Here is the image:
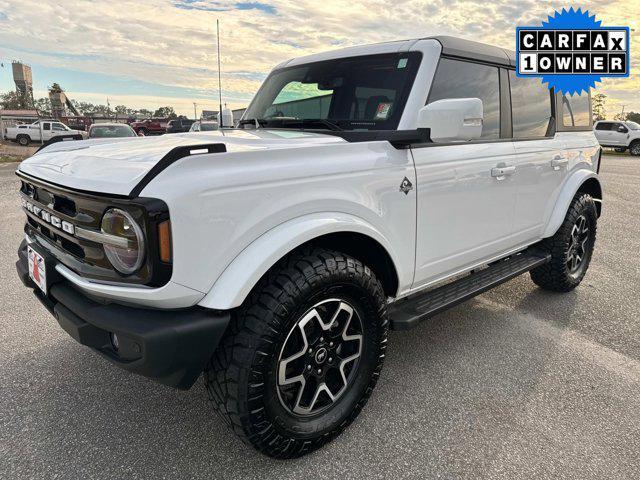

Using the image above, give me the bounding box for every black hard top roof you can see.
[427,35,516,67]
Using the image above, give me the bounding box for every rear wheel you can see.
[630,141,640,156]
[530,192,597,292]
[204,247,388,458]
[17,135,30,146]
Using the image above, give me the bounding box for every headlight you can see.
[101,208,145,274]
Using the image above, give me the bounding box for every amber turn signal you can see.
[158,220,172,263]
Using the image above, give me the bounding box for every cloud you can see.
[0,0,637,116]
[0,11,7,21]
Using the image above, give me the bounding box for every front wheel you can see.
[530,192,598,292]
[204,248,388,458]
[630,141,640,156]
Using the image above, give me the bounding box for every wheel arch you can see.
[543,171,603,238]
[198,213,403,310]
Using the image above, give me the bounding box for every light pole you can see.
[193,102,198,120]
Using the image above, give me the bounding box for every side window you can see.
[508,71,552,138]
[42,123,51,131]
[561,93,590,127]
[595,122,611,131]
[614,123,628,133]
[52,123,66,131]
[428,58,500,139]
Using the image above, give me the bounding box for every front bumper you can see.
[17,241,230,390]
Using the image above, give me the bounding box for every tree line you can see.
[0,90,178,119]
[592,93,640,124]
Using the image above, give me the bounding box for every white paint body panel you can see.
[16,39,601,310]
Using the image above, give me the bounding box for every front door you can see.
[412,143,518,288]
[609,122,629,146]
[40,122,52,141]
[411,57,517,289]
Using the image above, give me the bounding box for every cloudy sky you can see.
[0,0,637,117]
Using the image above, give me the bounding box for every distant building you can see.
[12,62,34,107]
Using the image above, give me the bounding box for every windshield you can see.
[627,121,640,130]
[243,52,422,131]
[200,122,218,131]
[90,125,136,138]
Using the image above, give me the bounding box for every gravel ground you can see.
[1,155,639,479]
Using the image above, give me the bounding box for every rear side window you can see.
[428,58,500,139]
[508,71,553,138]
[561,93,590,127]
[595,122,612,130]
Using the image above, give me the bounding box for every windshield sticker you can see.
[397,58,408,69]
[375,102,392,120]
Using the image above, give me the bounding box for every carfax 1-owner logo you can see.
[516,7,630,95]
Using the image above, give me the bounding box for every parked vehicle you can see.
[88,123,138,139]
[189,120,219,132]
[166,118,196,133]
[16,36,602,458]
[594,120,640,155]
[129,118,166,135]
[6,120,86,146]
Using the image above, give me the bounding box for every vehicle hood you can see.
[18,129,347,196]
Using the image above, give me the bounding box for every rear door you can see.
[594,122,613,145]
[508,71,564,243]
[411,58,518,288]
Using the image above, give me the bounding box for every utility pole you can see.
[620,104,626,119]
[216,19,223,127]
[193,102,198,120]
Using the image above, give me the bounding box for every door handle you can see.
[551,156,569,170]
[491,165,516,179]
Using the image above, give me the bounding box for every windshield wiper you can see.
[238,117,344,131]
[297,119,343,131]
[267,118,344,131]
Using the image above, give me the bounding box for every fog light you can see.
[110,332,120,351]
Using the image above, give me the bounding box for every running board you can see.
[389,251,550,330]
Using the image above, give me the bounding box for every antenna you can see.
[216,19,223,127]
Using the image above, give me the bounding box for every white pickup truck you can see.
[594,120,640,155]
[6,120,85,146]
[15,36,602,458]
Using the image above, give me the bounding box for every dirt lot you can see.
[1,154,639,479]
[0,141,38,163]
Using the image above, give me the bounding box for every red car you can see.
[129,119,166,135]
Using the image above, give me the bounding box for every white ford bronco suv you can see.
[16,36,602,458]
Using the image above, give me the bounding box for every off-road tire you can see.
[17,135,30,146]
[530,192,597,292]
[630,140,640,156]
[204,247,388,458]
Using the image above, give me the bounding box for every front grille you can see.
[18,173,170,286]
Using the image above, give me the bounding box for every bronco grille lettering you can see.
[21,198,75,235]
